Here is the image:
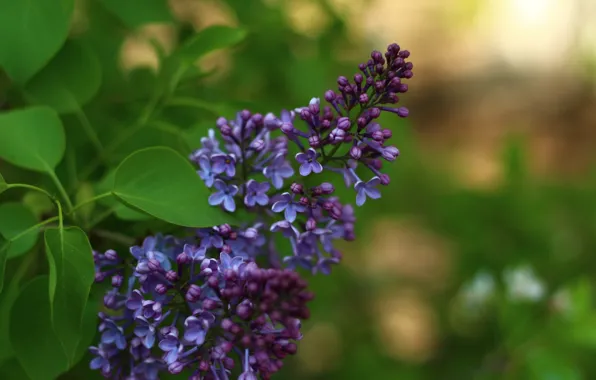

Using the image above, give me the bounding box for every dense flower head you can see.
[92,236,313,380]
[91,44,413,379]
[189,42,413,275]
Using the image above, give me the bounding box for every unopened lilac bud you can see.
[203,298,218,310]
[103,292,117,308]
[369,107,381,119]
[281,122,294,134]
[320,182,334,194]
[397,107,409,117]
[166,270,179,282]
[321,119,331,129]
[359,93,369,104]
[330,206,342,220]
[221,318,234,331]
[344,134,354,143]
[104,249,118,261]
[290,183,303,194]
[251,113,264,126]
[207,275,219,288]
[218,224,232,237]
[250,139,265,151]
[111,275,123,288]
[311,186,323,196]
[357,117,367,129]
[216,117,227,127]
[382,129,393,139]
[95,272,106,282]
[379,174,391,185]
[299,197,309,206]
[337,117,351,130]
[264,113,278,129]
[155,283,168,294]
[330,128,345,143]
[220,124,232,136]
[309,102,320,115]
[337,76,349,86]
[237,303,253,320]
[185,284,202,302]
[240,110,251,121]
[148,259,162,272]
[370,159,383,170]
[382,146,400,161]
[229,231,238,240]
[322,201,334,211]
[371,50,383,63]
[239,370,258,380]
[366,76,374,86]
[372,130,384,142]
[300,108,311,121]
[354,73,363,84]
[399,50,410,58]
[402,70,413,79]
[349,146,362,160]
[169,362,184,374]
[308,134,321,148]
[177,252,189,265]
[244,228,258,239]
[375,64,384,75]
[389,77,401,88]
[324,90,336,102]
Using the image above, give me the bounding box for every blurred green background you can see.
[4,0,596,379]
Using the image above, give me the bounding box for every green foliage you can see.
[112,147,229,227]
[0,107,65,172]
[0,202,39,259]
[0,237,9,294]
[45,227,95,364]
[0,0,74,84]
[10,276,69,380]
[0,173,6,195]
[101,0,174,28]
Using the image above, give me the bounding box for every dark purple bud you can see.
[185,284,201,303]
[281,122,294,134]
[379,174,391,185]
[322,201,334,211]
[229,231,238,240]
[370,159,383,170]
[219,224,232,236]
[324,90,336,102]
[221,318,234,331]
[357,117,368,129]
[250,139,265,151]
[321,120,331,129]
[402,70,413,79]
[346,143,363,160]
[95,272,106,282]
[358,63,367,72]
[374,81,384,92]
[329,206,342,220]
[208,275,219,288]
[359,93,369,104]
[203,298,218,310]
[311,186,323,196]
[220,124,232,136]
[337,76,349,86]
[237,303,253,320]
[166,270,179,282]
[382,129,392,139]
[366,76,374,86]
[320,182,334,194]
[398,83,408,93]
[309,102,320,115]
[240,110,251,121]
[397,107,409,117]
[104,249,118,261]
[111,275,123,288]
[308,134,321,148]
[399,50,410,58]
[155,283,168,294]
[264,113,278,129]
[337,117,351,131]
[216,117,228,128]
[389,77,401,88]
[371,50,384,63]
[291,183,303,194]
[103,292,117,309]
[299,197,309,206]
[369,107,381,119]
[388,43,400,53]
[344,134,353,143]
[375,64,384,75]
[300,108,311,120]
[372,130,384,142]
[354,73,363,84]
[223,357,235,369]
[251,113,264,126]
[177,252,189,265]
[305,218,317,231]
[386,93,399,103]
[148,259,162,272]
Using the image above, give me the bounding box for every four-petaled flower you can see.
[208,179,239,212]
[244,180,270,207]
[211,154,237,177]
[158,330,184,365]
[99,319,127,350]
[272,192,306,222]
[295,148,323,176]
[263,154,294,189]
[354,176,381,206]
[89,344,118,375]
[134,316,158,348]
[197,156,216,187]
[183,315,210,346]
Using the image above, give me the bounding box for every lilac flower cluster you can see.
[91,235,313,379]
[190,43,413,274]
[90,44,412,379]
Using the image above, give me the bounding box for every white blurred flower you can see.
[503,265,546,302]
[460,271,495,308]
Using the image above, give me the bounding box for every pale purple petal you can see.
[272,200,288,213]
[295,152,308,164]
[299,164,312,176]
[311,161,323,173]
[209,191,226,206]
[213,179,226,191]
[285,206,297,222]
[223,196,236,212]
[356,189,366,206]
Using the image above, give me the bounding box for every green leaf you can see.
[175,25,247,63]
[0,202,39,259]
[45,227,95,365]
[24,41,102,114]
[100,0,173,28]
[75,183,96,222]
[73,295,99,365]
[112,147,229,227]
[0,107,66,172]
[23,191,55,219]
[525,346,582,380]
[0,281,18,362]
[0,173,6,195]
[0,358,30,380]
[0,0,75,84]
[0,237,9,294]
[10,276,68,380]
[95,171,153,221]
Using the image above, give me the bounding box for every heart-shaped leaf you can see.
[0,0,75,84]
[0,202,40,259]
[112,147,229,227]
[24,41,102,113]
[10,276,69,380]
[95,171,153,221]
[0,107,65,173]
[45,227,95,364]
